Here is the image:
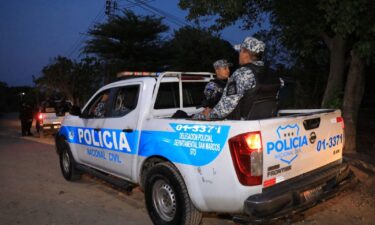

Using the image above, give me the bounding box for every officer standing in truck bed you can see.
[194,36,266,120]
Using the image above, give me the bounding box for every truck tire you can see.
[59,141,81,181]
[145,162,202,225]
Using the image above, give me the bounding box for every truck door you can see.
[98,83,142,179]
[73,89,112,169]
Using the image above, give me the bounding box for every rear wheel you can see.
[145,162,202,225]
[59,141,81,181]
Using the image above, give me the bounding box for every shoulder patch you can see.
[226,81,237,95]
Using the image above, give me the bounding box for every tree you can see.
[179,0,266,30]
[337,0,375,152]
[35,56,75,101]
[84,10,169,74]
[70,57,103,106]
[84,10,239,74]
[179,0,375,153]
[167,26,238,71]
[268,0,345,108]
[35,56,102,106]
[272,0,375,152]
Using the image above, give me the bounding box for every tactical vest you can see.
[226,63,281,120]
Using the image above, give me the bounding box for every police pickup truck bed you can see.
[55,72,352,225]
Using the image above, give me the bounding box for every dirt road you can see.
[0,113,374,225]
[0,114,231,225]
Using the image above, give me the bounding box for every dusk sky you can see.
[0,0,253,87]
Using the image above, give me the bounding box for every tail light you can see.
[336,116,345,129]
[229,131,263,186]
[38,113,43,125]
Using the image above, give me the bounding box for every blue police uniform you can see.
[202,79,227,108]
[207,61,263,119]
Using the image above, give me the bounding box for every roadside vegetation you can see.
[1,1,374,155]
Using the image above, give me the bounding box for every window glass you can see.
[154,83,180,109]
[109,85,140,117]
[82,89,111,118]
[182,82,207,107]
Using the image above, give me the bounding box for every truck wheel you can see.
[59,141,81,181]
[145,162,202,225]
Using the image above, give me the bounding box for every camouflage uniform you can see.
[194,37,266,120]
[201,59,231,108]
[233,37,266,53]
[208,61,263,119]
[212,59,232,69]
[94,102,106,118]
[202,79,227,108]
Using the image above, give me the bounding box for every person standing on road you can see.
[19,103,33,136]
[194,36,266,120]
[200,59,231,115]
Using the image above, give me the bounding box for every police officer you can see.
[201,59,231,114]
[194,36,266,120]
[19,103,33,136]
[94,92,110,118]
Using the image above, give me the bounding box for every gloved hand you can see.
[192,112,207,120]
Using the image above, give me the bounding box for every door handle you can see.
[94,128,101,132]
[303,118,321,130]
[122,128,133,133]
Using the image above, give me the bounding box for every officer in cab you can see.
[201,59,231,115]
[194,36,268,120]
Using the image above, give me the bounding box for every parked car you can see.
[36,100,71,137]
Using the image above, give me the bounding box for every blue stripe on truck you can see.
[60,123,231,166]
[59,126,139,154]
[139,123,231,166]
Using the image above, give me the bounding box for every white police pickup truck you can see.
[55,71,352,225]
[36,100,71,137]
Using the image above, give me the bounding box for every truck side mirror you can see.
[70,105,81,116]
